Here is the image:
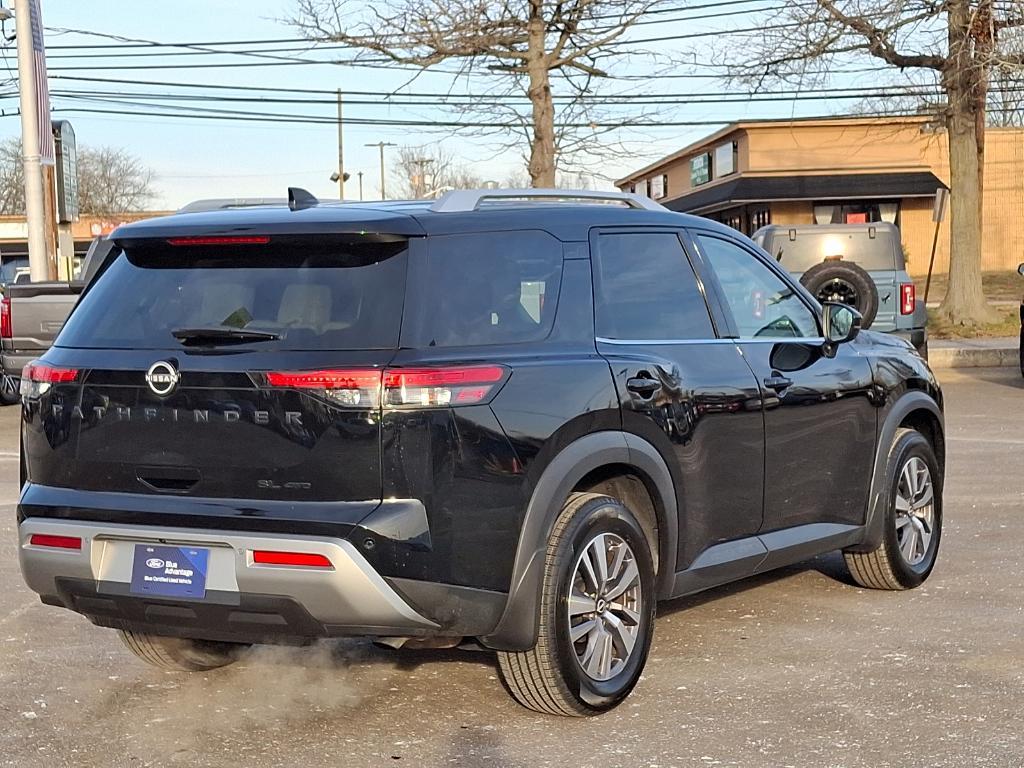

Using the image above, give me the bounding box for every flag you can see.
[27,0,54,165]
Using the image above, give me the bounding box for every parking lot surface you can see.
[1,367,1022,768]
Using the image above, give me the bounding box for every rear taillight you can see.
[20,360,79,398]
[29,534,82,550]
[384,366,506,406]
[266,369,382,407]
[0,296,10,339]
[900,283,916,315]
[252,550,332,568]
[265,365,508,408]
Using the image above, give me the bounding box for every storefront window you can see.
[813,200,901,226]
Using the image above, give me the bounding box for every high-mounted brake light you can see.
[167,236,270,246]
[0,296,11,339]
[252,550,332,568]
[264,365,508,407]
[900,283,916,316]
[29,534,82,550]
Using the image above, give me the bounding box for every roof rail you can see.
[430,188,667,213]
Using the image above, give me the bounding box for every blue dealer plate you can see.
[130,544,209,599]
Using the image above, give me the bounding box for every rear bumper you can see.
[1,350,34,378]
[18,518,442,643]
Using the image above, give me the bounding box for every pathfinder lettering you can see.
[52,404,302,427]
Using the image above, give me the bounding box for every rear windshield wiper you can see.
[171,327,281,345]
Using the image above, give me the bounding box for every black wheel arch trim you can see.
[847,390,944,554]
[479,431,677,652]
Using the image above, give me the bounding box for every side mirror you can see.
[1017,263,1024,277]
[821,301,862,347]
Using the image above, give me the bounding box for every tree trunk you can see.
[937,1,997,326]
[525,0,556,187]
[937,94,999,325]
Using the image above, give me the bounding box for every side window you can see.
[410,231,562,347]
[594,232,715,341]
[697,234,819,339]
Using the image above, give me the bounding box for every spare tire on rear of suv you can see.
[799,260,879,330]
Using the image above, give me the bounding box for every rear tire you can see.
[844,428,942,590]
[496,493,656,716]
[119,630,248,671]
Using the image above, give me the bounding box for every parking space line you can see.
[948,436,1024,446]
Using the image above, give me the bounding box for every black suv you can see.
[16,189,945,716]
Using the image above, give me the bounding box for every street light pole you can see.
[336,89,344,199]
[357,171,364,201]
[365,141,396,200]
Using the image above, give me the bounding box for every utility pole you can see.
[357,171,364,201]
[13,0,53,281]
[410,157,434,199]
[365,141,396,200]
[336,89,345,199]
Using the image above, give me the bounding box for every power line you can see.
[48,86,954,108]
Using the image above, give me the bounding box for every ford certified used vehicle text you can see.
[17,189,945,716]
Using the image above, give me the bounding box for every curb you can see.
[928,345,1020,369]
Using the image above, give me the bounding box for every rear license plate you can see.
[130,544,209,599]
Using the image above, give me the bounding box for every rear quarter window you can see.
[402,231,563,348]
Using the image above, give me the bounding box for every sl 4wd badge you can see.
[257,479,312,490]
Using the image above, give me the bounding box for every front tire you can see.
[844,428,942,590]
[119,630,248,671]
[497,493,656,716]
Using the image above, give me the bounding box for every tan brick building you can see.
[615,116,1024,275]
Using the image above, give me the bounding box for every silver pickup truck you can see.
[0,239,112,404]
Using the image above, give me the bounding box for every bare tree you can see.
[0,139,154,216]
[391,143,483,198]
[504,167,594,188]
[722,0,1024,325]
[0,139,24,216]
[290,0,669,187]
[77,146,155,215]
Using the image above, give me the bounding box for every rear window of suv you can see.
[56,236,408,351]
[767,229,899,273]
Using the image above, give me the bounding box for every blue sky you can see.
[0,1,916,208]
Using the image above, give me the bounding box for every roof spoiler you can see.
[176,197,287,214]
[175,187,321,214]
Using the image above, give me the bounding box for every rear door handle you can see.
[763,376,793,392]
[626,377,661,397]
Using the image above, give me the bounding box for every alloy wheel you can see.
[894,456,935,566]
[817,278,861,308]
[567,532,643,682]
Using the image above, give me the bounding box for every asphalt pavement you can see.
[1,367,1022,768]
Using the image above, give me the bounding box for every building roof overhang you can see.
[664,171,947,215]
